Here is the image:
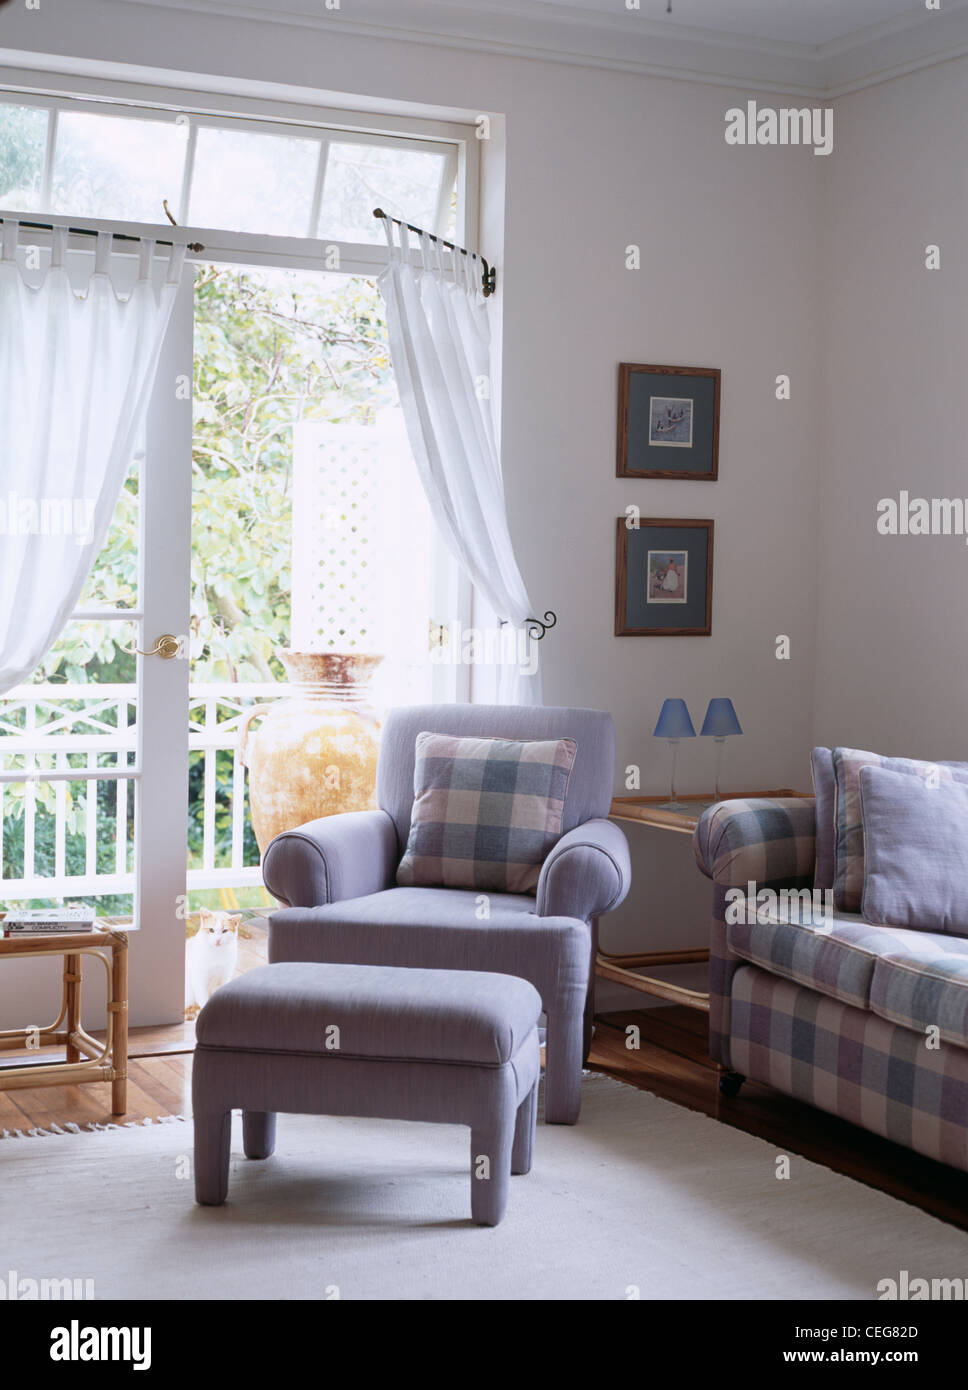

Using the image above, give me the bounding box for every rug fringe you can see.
[0,1114,186,1139]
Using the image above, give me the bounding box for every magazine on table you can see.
[1,907,98,935]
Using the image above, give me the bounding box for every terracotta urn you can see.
[240,651,382,854]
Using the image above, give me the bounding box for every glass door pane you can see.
[186,262,456,1008]
[0,461,141,921]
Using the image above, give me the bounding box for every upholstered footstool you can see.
[192,962,542,1226]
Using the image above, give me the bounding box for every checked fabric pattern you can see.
[695,795,968,1172]
[729,966,968,1172]
[396,731,577,893]
[694,797,816,1065]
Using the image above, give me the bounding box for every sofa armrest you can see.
[262,809,398,908]
[535,819,631,921]
[693,797,816,889]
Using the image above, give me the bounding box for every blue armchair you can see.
[263,704,631,1123]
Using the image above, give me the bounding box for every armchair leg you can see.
[511,1081,538,1175]
[243,1110,277,1159]
[583,919,598,1065]
[543,1009,583,1125]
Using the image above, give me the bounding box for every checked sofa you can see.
[695,795,968,1174]
[262,704,631,1125]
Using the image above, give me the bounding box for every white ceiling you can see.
[525,0,925,48]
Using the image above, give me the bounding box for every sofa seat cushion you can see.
[268,888,591,1013]
[869,937,968,1050]
[196,961,543,1066]
[725,906,947,1012]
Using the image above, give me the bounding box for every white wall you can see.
[0,1,827,1016]
[814,57,968,764]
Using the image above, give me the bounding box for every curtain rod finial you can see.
[373,208,386,219]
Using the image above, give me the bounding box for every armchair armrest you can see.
[535,818,631,921]
[262,809,398,908]
[694,798,816,889]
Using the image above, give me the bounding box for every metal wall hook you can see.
[523,612,557,641]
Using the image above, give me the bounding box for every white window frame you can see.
[0,72,479,698]
[0,78,477,267]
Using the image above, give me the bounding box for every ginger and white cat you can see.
[185,909,240,1015]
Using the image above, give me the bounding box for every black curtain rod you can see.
[5,218,205,254]
[373,207,496,297]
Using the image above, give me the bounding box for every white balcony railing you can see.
[0,682,289,901]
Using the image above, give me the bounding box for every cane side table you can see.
[601,791,809,1012]
[0,922,129,1115]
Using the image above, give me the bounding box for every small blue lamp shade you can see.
[653,699,696,740]
[700,699,742,738]
[700,699,743,801]
[653,699,695,808]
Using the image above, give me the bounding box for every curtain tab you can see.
[378,211,398,262]
[400,221,414,271]
[421,229,436,276]
[94,230,112,276]
[138,237,155,281]
[0,218,18,264]
[50,224,68,269]
[165,241,187,285]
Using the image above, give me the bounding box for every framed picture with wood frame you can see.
[617,363,721,480]
[615,517,714,636]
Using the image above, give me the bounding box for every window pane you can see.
[318,142,447,244]
[188,127,319,236]
[50,112,187,222]
[0,104,48,212]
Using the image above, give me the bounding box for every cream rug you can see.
[3,1074,967,1301]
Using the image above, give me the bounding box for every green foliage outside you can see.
[0,104,46,207]
[1,267,395,912]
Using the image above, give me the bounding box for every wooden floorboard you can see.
[2,1004,965,1231]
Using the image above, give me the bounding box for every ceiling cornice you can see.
[47,0,968,99]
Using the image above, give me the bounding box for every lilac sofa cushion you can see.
[859,765,968,935]
[810,747,836,891]
[196,961,542,1066]
[396,731,577,893]
[833,747,968,911]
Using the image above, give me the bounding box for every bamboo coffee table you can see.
[0,921,129,1115]
[601,791,808,1012]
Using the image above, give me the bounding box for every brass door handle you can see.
[125,634,181,660]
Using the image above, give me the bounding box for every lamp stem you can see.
[713,737,725,801]
[669,738,680,806]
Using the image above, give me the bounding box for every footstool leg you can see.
[511,1082,538,1176]
[194,1111,232,1206]
[470,1118,513,1226]
[243,1110,277,1160]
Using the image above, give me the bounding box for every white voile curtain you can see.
[0,219,185,694]
[378,222,541,705]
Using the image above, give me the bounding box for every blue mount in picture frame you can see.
[618,364,721,480]
[615,516,714,636]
